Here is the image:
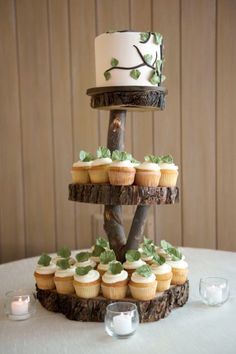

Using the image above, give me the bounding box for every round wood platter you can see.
[86,86,167,111]
[36,281,189,323]
[68,183,179,205]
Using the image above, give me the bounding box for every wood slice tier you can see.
[87,86,167,111]
[68,183,179,205]
[37,281,189,323]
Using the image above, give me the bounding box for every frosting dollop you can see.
[151,263,172,275]
[167,260,188,269]
[74,269,100,283]
[72,161,92,168]
[131,272,156,283]
[159,163,178,171]
[102,270,128,284]
[123,259,146,270]
[76,259,96,268]
[91,158,112,167]
[55,266,76,278]
[35,263,57,275]
[97,263,110,271]
[110,160,134,168]
[136,162,160,171]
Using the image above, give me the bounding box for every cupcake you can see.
[71,150,94,184]
[135,155,161,187]
[167,259,188,285]
[75,251,96,269]
[123,250,146,278]
[89,146,112,183]
[151,255,172,292]
[101,261,128,300]
[52,246,76,266]
[157,240,185,261]
[90,237,110,265]
[97,249,116,276]
[73,266,101,299]
[159,154,179,187]
[108,150,136,186]
[34,253,56,290]
[129,264,157,301]
[139,237,156,265]
[54,259,75,294]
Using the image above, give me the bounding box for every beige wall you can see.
[0,0,236,263]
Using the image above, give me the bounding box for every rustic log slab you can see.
[87,86,167,111]
[36,281,189,323]
[68,183,179,205]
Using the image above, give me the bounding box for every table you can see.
[0,248,236,354]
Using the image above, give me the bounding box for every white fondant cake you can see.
[95,31,165,87]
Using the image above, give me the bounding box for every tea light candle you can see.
[10,297,29,320]
[206,285,222,305]
[113,313,133,335]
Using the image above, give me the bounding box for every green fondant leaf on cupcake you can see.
[95,237,110,249]
[76,266,92,276]
[96,146,111,159]
[144,155,162,164]
[92,245,105,257]
[144,54,153,65]
[100,250,116,264]
[130,69,141,80]
[76,252,90,263]
[136,264,152,278]
[152,254,166,265]
[142,243,156,257]
[57,258,70,270]
[168,247,182,261]
[111,57,119,67]
[38,253,51,266]
[126,250,141,262]
[160,240,173,251]
[109,261,123,275]
[79,150,94,162]
[143,236,154,246]
[140,32,150,43]
[111,150,133,161]
[104,71,111,81]
[57,247,71,259]
[149,71,160,85]
[161,154,173,164]
[153,32,163,45]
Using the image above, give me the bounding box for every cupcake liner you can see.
[135,170,161,187]
[71,169,90,184]
[54,276,75,294]
[171,268,188,285]
[108,168,135,186]
[34,272,55,290]
[73,280,100,299]
[129,281,157,301]
[101,283,128,300]
[159,170,178,187]
[89,166,110,183]
[155,273,172,292]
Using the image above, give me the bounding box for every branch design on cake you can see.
[104,32,165,85]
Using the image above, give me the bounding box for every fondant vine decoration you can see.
[104,32,165,85]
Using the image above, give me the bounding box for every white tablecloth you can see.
[0,248,236,354]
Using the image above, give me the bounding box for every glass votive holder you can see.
[199,277,230,306]
[4,289,37,321]
[105,302,139,339]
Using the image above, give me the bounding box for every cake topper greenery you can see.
[152,254,166,265]
[75,266,92,276]
[125,250,141,262]
[111,150,133,161]
[79,150,94,162]
[96,146,111,159]
[92,245,105,257]
[76,251,91,263]
[99,250,116,264]
[160,239,182,261]
[57,258,70,270]
[38,253,51,266]
[109,261,124,274]
[57,247,71,259]
[95,237,110,249]
[136,264,152,278]
[144,155,162,163]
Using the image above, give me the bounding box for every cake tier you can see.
[87,86,167,111]
[37,281,189,323]
[68,183,179,205]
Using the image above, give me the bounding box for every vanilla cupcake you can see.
[97,249,116,276]
[101,261,128,300]
[167,259,188,285]
[151,256,172,292]
[90,237,110,265]
[123,250,146,278]
[52,247,76,266]
[71,150,94,184]
[129,265,157,301]
[34,253,56,290]
[89,146,112,183]
[75,251,96,268]
[108,150,136,186]
[73,266,101,299]
[135,155,161,187]
[159,155,178,187]
[54,259,75,294]
[139,237,156,265]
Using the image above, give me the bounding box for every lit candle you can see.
[11,297,29,318]
[113,313,133,335]
[206,285,222,305]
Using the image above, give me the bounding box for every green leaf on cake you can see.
[111,150,133,161]
[131,157,140,165]
[160,240,173,251]
[161,154,174,164]
[57,247,71,259]
[140,32,150,42]
[144,54,153,65]
[125,250,141,262]
[75,265,92,276]
[144,155,162,163]
[95,237,110,249]
[38,253,51,266]
[111,57,119,67]
[152,254,166,265]
[57,258,70,270]
[153,32,163,45]
[104,71,111,81]
[96,146,111,159]
[149,71,160,85]
[168,247,182,261]
[143,236,154,246]
[109,261,123,275]
[155,60,162,75]
[142,243,156,257]
[130,69,141,80]
[76,251,90,263]
[100,250,116,264]
[136,264,152,278]
[79,150,94,162]
[92,245,105,257]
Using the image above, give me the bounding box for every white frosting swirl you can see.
[52,256,75,265]
[159,163,178,171]
[141,254,153,262]
[110,160,134,168]
[136,162,160,171]
[74,270,100,283]
[151,263,172,275]
[97,263,110,271]
[123,259,146,270]
[91,158,112,167]
[72,161,92,168]
[35,263,57,275]
[131,272,156,283]
[102,270,128,284]
[76,259,96,268]
[167,260,188,269]
[55,266,76,278]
